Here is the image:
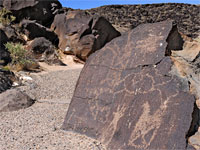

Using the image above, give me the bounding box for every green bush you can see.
[0,8,16,25]
[5,42,33,68]
[2,65,11,71]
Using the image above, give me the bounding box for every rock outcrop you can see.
[62,20,198,149]
[0,69,14,93]
[20,20,58,45]
[0,25,25,43]
[0,29,11,65]
[171,38,200,149]
[87,3,200,38]
[189,128,200,150]
[0,89,35,112]
[0,0,62,27]
[51,10,121,61]
[26,37,63,65]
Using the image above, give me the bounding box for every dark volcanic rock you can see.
[0,25,25,44]
[0,69,14,93]
[51,10,120,61]
[62,21,196,149]
[1,0,62,27]
[0,89,35,112]
[170,39,200,148]
[87,3,200,38]
[26,37,63,65]
[0,29,11,65]
[20,20,58,45]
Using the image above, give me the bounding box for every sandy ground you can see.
[0,56,106,150]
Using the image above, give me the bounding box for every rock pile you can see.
[87,3,200,38]
[20,20,58,45]
[0,0,62,27]
[0,0,64,67]
[51,10,120,61]
[0,0,64,112]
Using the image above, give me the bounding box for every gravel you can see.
[17,69,82,102]
[0,68,106,150]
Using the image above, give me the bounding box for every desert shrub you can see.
[2,65,11,71]
[4,42,34,71]
[0,8,16,25]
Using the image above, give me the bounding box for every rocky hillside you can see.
[87,3,200,38]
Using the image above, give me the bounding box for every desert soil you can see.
[0,56,106,150]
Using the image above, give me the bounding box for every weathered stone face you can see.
[62,21,196,149]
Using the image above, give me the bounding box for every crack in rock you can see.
[63,20,197,150]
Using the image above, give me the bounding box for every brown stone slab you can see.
[62,21,195,150]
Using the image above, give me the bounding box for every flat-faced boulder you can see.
[1,0,62,27]
[0,89,35,112]
[51,10,120,61]
[62,21,196,149]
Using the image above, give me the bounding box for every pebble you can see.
[0,68,106,150]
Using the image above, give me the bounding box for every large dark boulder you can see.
[1,0,62,27]
[62,21,197,149]
[26,37,63,65]
[51,10,121,61]
[0,29,11,65]
[20,20,58,45]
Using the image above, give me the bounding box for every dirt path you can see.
[0,57,106,150]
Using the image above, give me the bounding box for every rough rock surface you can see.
[0,29,11,65]
[0,69,13,93]
[51,10,120,61]
[20,20,58,45]
[171,39,200,149]
[87,3,200,38]
[0,89,35,112]
[62,21,196,150]
[26,37,62,65]
[0,25,25,43]
[1,0,62,27]
[189,128,200,150]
